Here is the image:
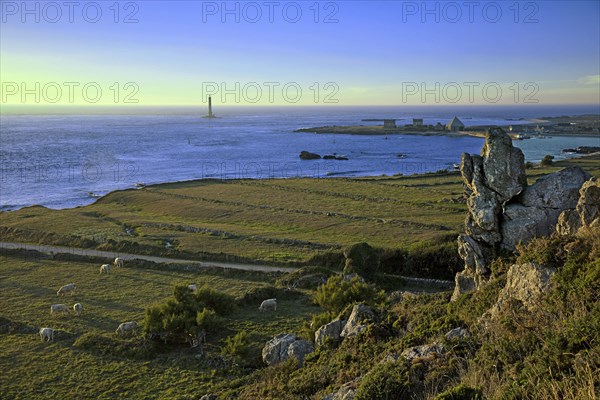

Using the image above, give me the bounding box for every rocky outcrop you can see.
[299,151,321,160]
[501,167,590,249]
[340,304,375,338]
[488,262,556,318]
[452,128,591,301]
[556,178,600,236]
[262,333,314,367]
[315,318,345,346]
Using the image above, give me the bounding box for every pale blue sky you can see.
[1,0,599,105]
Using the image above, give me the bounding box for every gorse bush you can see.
[434,384,483,400]
[314,275,385,314]
[355,361,411,400]
[221,331,260,367]
[144,284,235,344]
[196,308,224,334]
[194,285,236,315]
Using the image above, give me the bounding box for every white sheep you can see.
[50,304,70,316]
[113,257,124,269]
[100,264,111,274]
[73,303,83,317]
[115,321,138,337]
[259,298,277,312]
[39,327,54,342]
[56,283,76,297]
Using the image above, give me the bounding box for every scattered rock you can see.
[562,146,600,154]
[382,353,402,363]
[444,327,470,341]
[341,304,375,338]
[401,343,444,361]
[299,151,321,160]
[199,395,219,400]
[262,333,314,367]
[315,319,345,347]
[323,380,359,400]
[323,155,349,160]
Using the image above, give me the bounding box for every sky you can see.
[1,0,599,107]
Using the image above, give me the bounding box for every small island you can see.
[295,114,600,140]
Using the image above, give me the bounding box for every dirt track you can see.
[0,242,297,273]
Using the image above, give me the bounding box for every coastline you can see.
[3,153,598,214]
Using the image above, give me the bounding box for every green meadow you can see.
[0,254,319,399]
[0,155,598,399]
[3,155,597,267]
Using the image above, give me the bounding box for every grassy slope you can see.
[0,254,319,399]
[2,155,598,266]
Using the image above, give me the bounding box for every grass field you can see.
[1,155,598,399]
[0,253,319,399]
[2,155,598,267]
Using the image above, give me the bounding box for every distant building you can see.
[413,118,423,126]
[446,116,465,132]
[434,122,444,131]
[383,119,397,129]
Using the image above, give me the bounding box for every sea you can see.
[1,105,599,211]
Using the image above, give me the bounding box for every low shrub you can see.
[314,275,385,314]
[194,285,236,315]
[434,384,483,400]
[354,361,411,400]
[221,331,259,367]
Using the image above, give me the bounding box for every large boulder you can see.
[262,334,314,366]
[577,178,600,227]
[341,304,375,338]
[501,167,590,250]
[489,262,556,317]
[517,167,589,209]
[450,269,477,302]
[556,178,600,236]
[315,318,345,347]
[287,340,315,367]
[501,205,555,250]
[480,127,527,202]
[457,235,491,275]
[262,333,297,366]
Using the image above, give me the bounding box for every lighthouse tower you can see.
[204,96,216,118]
